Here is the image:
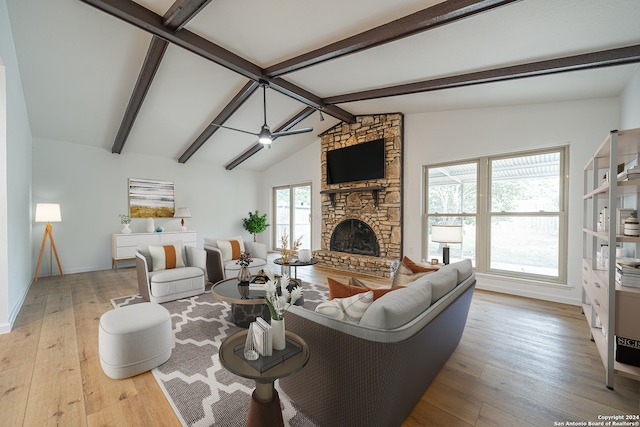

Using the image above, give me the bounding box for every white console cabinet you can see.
[112,231,197,269]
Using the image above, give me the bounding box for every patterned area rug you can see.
[111,281,329,427]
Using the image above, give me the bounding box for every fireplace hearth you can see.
[330,219,380,257]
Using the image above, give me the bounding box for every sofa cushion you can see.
[148,243,186,271]
[359,281,433,329]
[328,277,398,300]
[408,268,457,303]
[438,259,473,283]
[315,291,374,324]
[217,238,244,261]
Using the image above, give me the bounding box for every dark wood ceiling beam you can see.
[79,0,356,124]
[265,0,522,78]
[163,0,212,30]
[111,0,212,154]
[179,80,260,163]
[225,106,315,170]
[325,44,640,104]
[112,36,168,154]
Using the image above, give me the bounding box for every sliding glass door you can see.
[273,184,312,251]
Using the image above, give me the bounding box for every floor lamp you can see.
[431,225,462,265]
[34,203,64,281]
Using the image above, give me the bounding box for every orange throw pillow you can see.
[230,240,241,260]
[402,256,439,273]
[328,277,399,300]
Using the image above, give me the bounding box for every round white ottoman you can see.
[99,302,172,379]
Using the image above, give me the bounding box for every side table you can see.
[273,257,318,284]
[219,330,310,427]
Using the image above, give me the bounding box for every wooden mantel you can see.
[320,186,384,207]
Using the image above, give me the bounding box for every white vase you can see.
[271,318,286,351]
[146,218,155,233]
[298,249,312,262]
[122,223,131,234]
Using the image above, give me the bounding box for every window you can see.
[424,147,567,282]
[273,184,312,251]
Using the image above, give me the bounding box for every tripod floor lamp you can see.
[34,203,64,281]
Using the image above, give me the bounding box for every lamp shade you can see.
[431,225,462,243]
[35,203,61,222]
[174,207,191,218]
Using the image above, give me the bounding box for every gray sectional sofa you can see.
[279,259,476,427]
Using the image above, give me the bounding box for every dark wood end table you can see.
[219,330,310,427]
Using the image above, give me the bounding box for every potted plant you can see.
[119,214,132,234]
[242,210,269,242]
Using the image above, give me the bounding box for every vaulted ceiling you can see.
[6,0,640,171]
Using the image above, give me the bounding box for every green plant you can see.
[242,210,269,241]
[119,214,131,224]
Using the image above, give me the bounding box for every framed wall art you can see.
[128,178,175,218]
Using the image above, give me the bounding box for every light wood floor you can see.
[1,260,638,426]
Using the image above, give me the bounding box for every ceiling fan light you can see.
[258,128,272,144]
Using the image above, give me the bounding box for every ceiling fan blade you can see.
[210,123,259,137]
[271,127,314,138]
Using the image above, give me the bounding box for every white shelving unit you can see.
[582,128,640,389]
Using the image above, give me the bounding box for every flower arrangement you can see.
[236,251,253,267]
[119,214,131,224]
[264,268,302,321]
[280,229,303,263]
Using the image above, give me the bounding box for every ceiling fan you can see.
[210,82,313,145]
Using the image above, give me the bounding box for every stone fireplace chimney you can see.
[315,114,403,278]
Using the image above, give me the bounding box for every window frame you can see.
[272,183,313,252]
[423,146,569,284]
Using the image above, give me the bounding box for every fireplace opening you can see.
[330,219,380,257]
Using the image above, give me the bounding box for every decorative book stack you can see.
[252,317,272,357]
[615,260,640,288]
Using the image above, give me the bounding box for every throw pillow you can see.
[148,243,186,271]
[217,238,244,261]
[391,262,431,287]
[328,277,399,300]
[402,256,439,273]
[315,291,374,324]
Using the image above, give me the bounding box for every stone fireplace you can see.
[330,219,380,257]
[315,114,403,278]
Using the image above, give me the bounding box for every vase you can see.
[271,318,286,351]
[146,218,155,233]
[237,266,251,283]
[237,283,249,299]
[122,223,131,234]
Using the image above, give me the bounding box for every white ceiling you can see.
[6,0,640,171]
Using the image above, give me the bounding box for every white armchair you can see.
[136,243,206,303]
[204,236,267,283]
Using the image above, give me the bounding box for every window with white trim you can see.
[423,147,568,282]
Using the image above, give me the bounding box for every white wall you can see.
[32,138,261,274]
[0,0,33,333]
[405,98,619,305]
[258,142,322,251]
[267,98,619,305]
[620,65,640,130]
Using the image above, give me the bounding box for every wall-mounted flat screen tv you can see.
[326,138,386,185]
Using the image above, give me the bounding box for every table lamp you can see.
[34,203,64,281]
[431,225,462,265]
[174,207,192,231]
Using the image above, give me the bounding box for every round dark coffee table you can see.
[211,277,270,327]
